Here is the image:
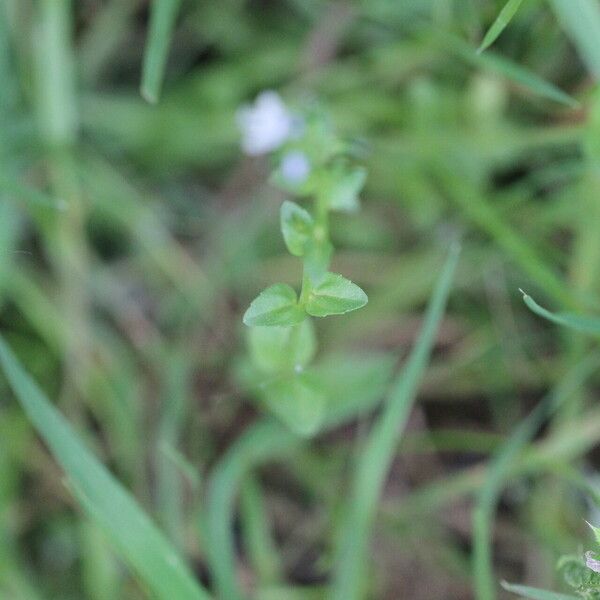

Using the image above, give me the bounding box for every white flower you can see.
[586,551,600,573]
[280,150,311,184]
[236,91,294,156]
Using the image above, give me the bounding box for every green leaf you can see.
[140,0,181,103]
[501,581,578,600]
[261,372,326,437]
[322,165,367,212]
[244,284,306,327]
[521,291,600,336]
[478,0,525,53]
[305,273,367,317]
[249,320,316,373]
[280,200,314,257]
[0,337,210,600]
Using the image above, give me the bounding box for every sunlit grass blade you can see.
[550,0,600,78]
[329,243,460,600]
[473,356,600,600]
[478,0,524,54]
[501,581,578,599]
[521,290,600,336]
[140,0,181,103]
[0,336,211,600]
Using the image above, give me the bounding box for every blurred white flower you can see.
[586,551,600,573]
[236,91,293,155]
[280,150,311,184]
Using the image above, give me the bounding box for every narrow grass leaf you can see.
[550,0,600,79]
[478,0,525,54]
[140,0,181,103]
[473,356,600,600]
[35,0,78,145]
[0,337,210,600]
[501,581,578,600]
[444,34,578,107]
[240,476,282,587]
[521,291,600,336]
[329,243,460,600]
[205,418,299,600]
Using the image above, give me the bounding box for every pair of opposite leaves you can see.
[244,200,367,327]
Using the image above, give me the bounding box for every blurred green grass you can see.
[1,1,600,599]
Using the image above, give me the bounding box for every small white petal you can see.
[236,90,294,156]
[280,151,311,184]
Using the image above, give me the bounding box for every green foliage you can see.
[243,283,305,327]
[248,321,316,374]
[473,357,600,600]
[261,372,326,436]
[478,0,525,54]
[242,100,368,435]
[5,0,600,598]
[141,0,181,103]
[305,272,367,317]
[521,291,600,336]
[559,555,600,597]
[321,163,367,213]
[0,337,210,600]
[280,200,314,257]
[329,244,460,600]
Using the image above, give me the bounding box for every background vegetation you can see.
[2,0,600,598]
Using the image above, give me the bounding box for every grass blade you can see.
[478,0,525,54]
[550,0,600,79]
[473,356,600,600]
[140,0,181,103]
[156,350,190,548]
[444,34,579,107]
[521,290,600,336]
[240,475,282,587]
[501,581,578,599]
[328,243,460,600]
[205,418,299,600]
[0,336,211,600]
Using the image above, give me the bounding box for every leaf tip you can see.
[140,83,159,105]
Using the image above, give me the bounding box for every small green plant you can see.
[237,92,368,436]
[558,553,600,599]
[502,540,600,600]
